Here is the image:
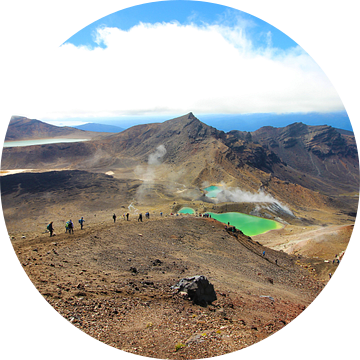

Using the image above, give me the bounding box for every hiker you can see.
[47,222,54,237]
[113,213,117,223]
[79,217,85,229]
[329,273,332,279]
[275,259,278,265]
[262,250,266,256]
[160,212,163,217]
[69,220,74,234]
[126,213,129,221]
[138,213,143,222]
[65,219,74,234]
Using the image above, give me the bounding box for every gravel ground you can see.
[10,215,325,359]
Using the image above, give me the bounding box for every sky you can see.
[6,0,348,130]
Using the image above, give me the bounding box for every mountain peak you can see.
[163,112,200,128]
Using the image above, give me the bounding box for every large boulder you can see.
[172,275,217,306]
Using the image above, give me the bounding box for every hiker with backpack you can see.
[66,220,74,234]
[79,217,85,230]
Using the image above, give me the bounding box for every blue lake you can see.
[3,138,90,148]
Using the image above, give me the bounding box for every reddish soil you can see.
[10,215,325,359]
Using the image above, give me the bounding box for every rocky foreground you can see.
[10,215,328,359]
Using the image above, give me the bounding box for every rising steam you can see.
[148,144,167,165]
[135,145,167,203]
[210,183,294,216]
[216,187,276,203]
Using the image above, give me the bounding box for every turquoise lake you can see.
[207,212,283,236]
[204,185,222,198]
[178,207,196,214]
[177,205,283,236]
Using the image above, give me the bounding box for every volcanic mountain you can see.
[72,123,124,133]
[250,122,358,195]
[2,113,358,206]
[1,112,358,238]
[5,116,107,141]
[2,113,224,176]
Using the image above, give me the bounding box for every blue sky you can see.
[11,0,348,131]
[65,1,297,51]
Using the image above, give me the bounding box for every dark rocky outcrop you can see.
[172,275,217,306]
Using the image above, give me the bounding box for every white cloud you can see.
[13,21,344,120]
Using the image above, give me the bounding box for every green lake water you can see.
[177,206,282,236]
[207,212,283,236]
[178,207,196,214]
[204,185,222,198]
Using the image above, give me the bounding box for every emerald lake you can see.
[178,206,283,236]
[178,207,196,214]
[204,185,222,198]
[207,212,283,236]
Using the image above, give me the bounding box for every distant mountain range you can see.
[72,123,124,133]
[199,111,353,132]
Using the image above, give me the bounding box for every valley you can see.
[1,113,358,358]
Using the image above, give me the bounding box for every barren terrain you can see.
[1,114,357,359]
[10,215,328,359]
[2,169,351,359]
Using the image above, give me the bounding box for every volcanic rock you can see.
[172,275,217,306]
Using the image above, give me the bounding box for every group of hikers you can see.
[113,213,130,222]
[46,208,212,237]
[113,211,163,223]
[112,212,155,222]
[47,217,85,237]
[200,213,211,218]
[47,210,161,235]
[137,211,151,222]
